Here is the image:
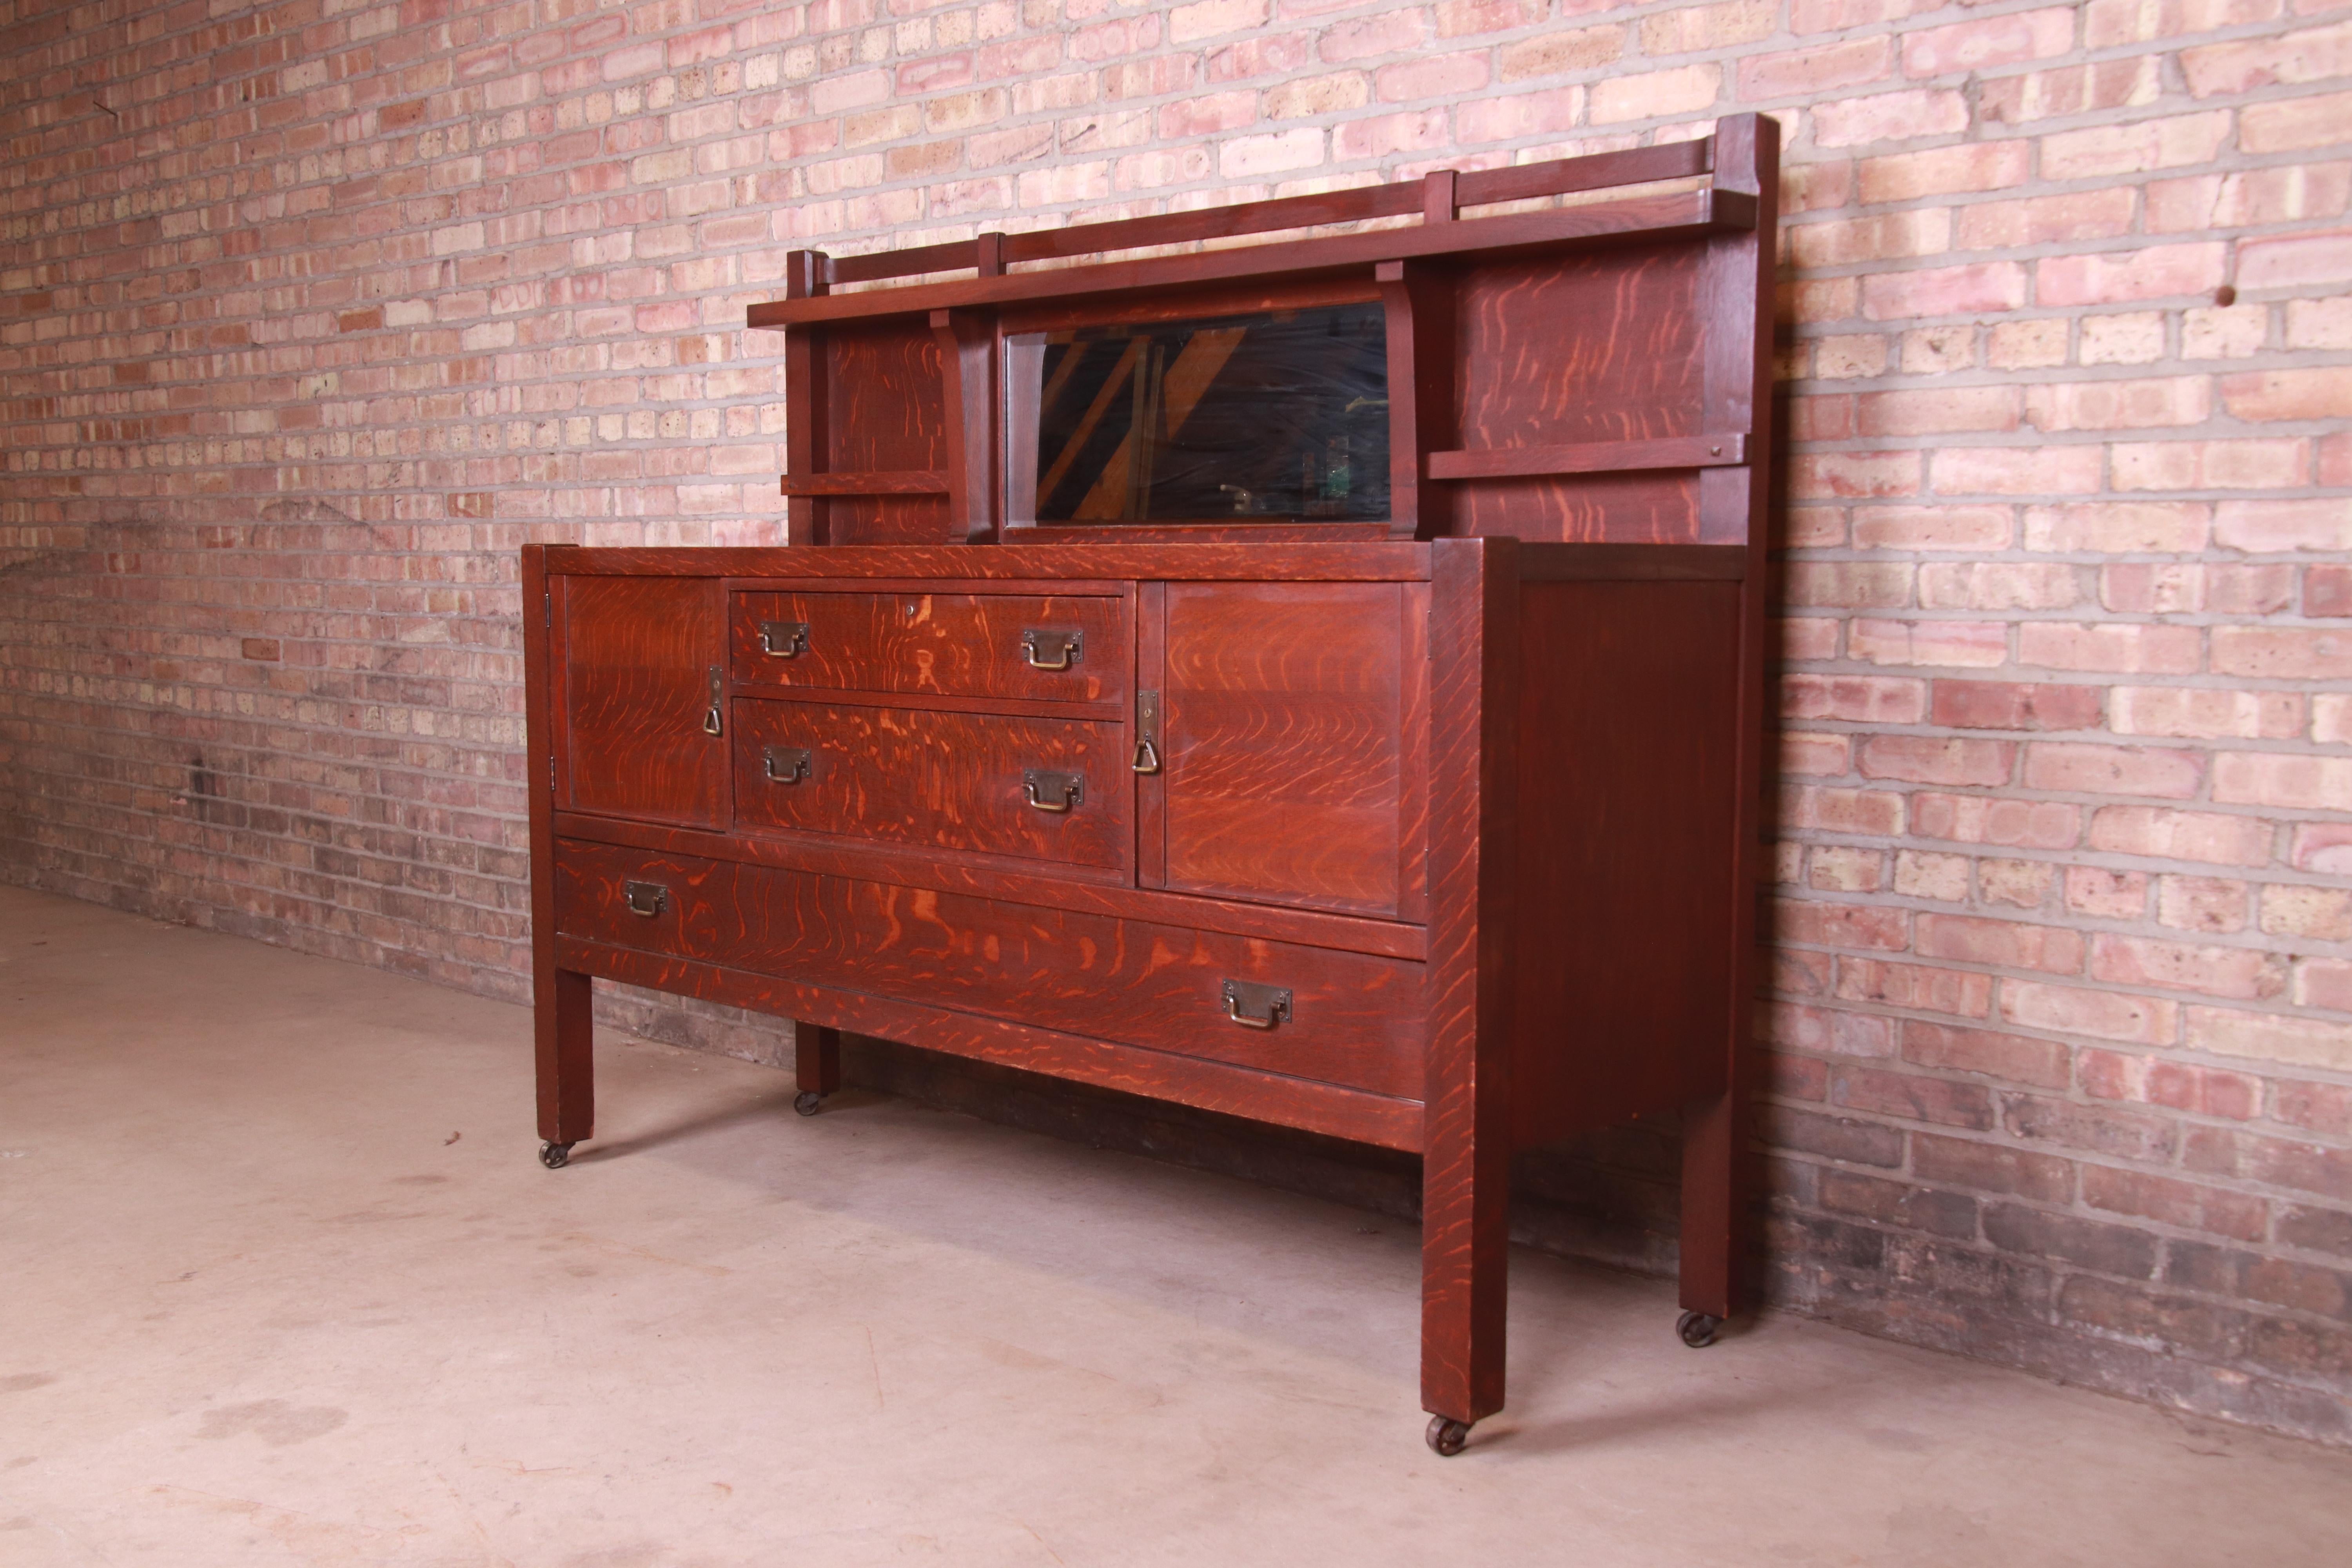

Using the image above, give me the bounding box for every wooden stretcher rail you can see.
[824,141,1715,287]
[1428,434,1748,482]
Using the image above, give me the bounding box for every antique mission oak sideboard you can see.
[524,115,1778,1455]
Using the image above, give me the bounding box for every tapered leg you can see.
[1678,1090,1743,1323]
[1421,1088,1510,1429]
[535,967,594,1148]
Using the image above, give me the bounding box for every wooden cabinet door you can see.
[1155,581,1427,919]
[555,575,726,829]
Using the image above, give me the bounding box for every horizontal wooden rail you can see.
[1427,433,1747,482]
[821,140,1715,289]
[777,470,953,497]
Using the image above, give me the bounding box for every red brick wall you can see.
[4,0,2348,1442]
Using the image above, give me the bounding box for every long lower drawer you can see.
[553,840,1425,1100]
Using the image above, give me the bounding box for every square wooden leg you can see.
[1420,1098,1509,1431]
[1678,1089,1745,1323]
[535,967,594,1151]
[796,1023,842,1100]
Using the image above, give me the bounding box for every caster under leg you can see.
[539,1141,573,1170]
[1677,1309,1722,1348]
[1425,1415,1472,1456]
[793,1091,825,1117]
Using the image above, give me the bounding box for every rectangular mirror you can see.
[1005,302,1390,526]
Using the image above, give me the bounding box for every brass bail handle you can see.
[702,666,723,736]
[1021,628,1081,671]
[1022,769,1082,813]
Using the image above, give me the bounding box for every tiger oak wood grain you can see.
[554,574,726,829]
[730,590,1130,705]
[559,937,1423,1151]
[729,698,1131,871]
[554,840,1427,1101]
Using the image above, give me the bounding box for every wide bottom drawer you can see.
[553,840,1425,1100]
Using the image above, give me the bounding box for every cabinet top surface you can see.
[537,542,1440,581]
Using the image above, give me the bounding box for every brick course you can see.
[3,0,2348,1445]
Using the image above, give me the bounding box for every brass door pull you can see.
[624,880,668,918]
[759,621,810,658]
[1022,769,1083,812]
[1020,628,1082,671]
[1221,980,1292,1029]
[702,666,724,736]
[762,746,812,785]
[1132,688,1161,774]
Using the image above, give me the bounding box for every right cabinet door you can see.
[1154,580,1426,920]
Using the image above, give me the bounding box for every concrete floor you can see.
[2,887,2348,1567]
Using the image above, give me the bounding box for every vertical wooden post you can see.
[1421,535,1519,1432]
[1681,112,1780,1324]
[1377,259,1458,542]
[782,249,829,547]
[932,307,1000,544]
[524,544,593,1149]
[797,1024,842,1098]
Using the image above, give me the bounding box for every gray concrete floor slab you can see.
[2,883,2347,1566]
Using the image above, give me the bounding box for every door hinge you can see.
[548,755,556,791]
[544,590,552,629]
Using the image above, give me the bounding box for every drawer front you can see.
[732,699,1128,869]
[732,591,1129,704]
[553,841,1424,1100]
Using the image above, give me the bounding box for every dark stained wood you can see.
[778,470,951,496]
[825,320,949,544]
[554,574,726,829]
[1428,432,1746,481]
[782,250,827,546]
[539,134,1777,1440]
[748,190,1743,330]
[1161,581,1414,917]
[1420,535,1518,1429]
[554,841,1428,1101]
[561,937,1423,1151]
[798,1024,843,1098]
[730,698,1131,870]
[1379,258,1458,541]
[730,589,1130,704]
[525,545,594,1147]
[554,810,1429,960]
[802,140,1717,291]
[1682,112,1781,1324]
[1506,581,1739,1148]
[931,308,1000,543]
[551,543,1434,581]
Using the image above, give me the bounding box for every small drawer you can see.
[731,591,1128,704]
[552,844,713,957]
[732,698,1129,869]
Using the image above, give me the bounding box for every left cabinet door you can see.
[554,575,726,829]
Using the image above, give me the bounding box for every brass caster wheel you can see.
[539,1141,573,1170]
[794,1091,825,1117]
[1425,1416,1471,1457]
[1677,1310,1722,1348]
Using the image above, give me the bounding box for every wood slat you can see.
[1454,140,1711,209]
[1427,433,1747,482]
[777,469,952,496]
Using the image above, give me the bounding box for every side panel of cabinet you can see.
[1158,580,1421,918]
[555,575,726,829]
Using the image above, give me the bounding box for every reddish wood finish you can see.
[563,936,1422,1151]
[1161,581,1418,917]
[554,574,726,829]
[1419,537,1518,1429]
[730,698,1131,870]
[554,840,1427,1100]
[730,589,1130,704]
[531,123,1776,1443]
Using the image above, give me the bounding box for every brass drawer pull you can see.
[1221,980,1292,1030]
[623,880,668,918]
[1132,688,1161,774]
[759,620,810,658]
[1020,628,1082,671]
[702,666,723,736]
[1021,769,1083,813]
[762,746,812,785]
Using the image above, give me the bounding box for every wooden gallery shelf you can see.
[525,117,1781,1458]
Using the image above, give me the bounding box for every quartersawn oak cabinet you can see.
[525,116,1778,1455]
